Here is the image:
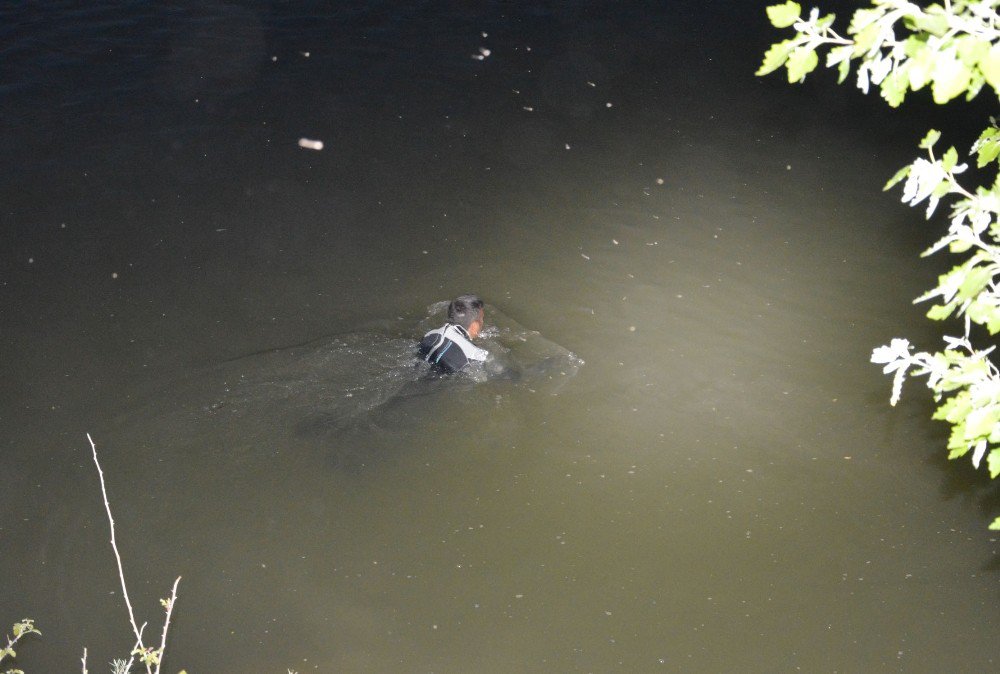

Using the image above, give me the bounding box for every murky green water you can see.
[2,1,997,672]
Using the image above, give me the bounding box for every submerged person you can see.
[418,294,490,373]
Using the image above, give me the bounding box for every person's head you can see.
[448,294,485,338]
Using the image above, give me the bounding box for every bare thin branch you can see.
[87,433,146,652]
[127,624,146,674]
[153,576,182,674]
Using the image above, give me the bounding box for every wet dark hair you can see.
[447,294,484,330]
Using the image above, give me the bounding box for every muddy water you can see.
[2,1,998,672]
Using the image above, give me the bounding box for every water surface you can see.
[1,1,998,672]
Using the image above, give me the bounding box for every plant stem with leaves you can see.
[760,0,1000,528]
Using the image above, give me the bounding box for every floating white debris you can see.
[298,138,324,150]
[581,253,590,260]
[522,106,534,112]
[271,55,277,62]
[300,51,310,58]
[587,81,596,87]
[656,178,664,185]
[605,102,613,107]
[565,143,571,150]
[612,239,619,245]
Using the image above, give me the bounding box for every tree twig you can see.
[154,576,181,674]
[86,433,146,655]
[127,625,146,674]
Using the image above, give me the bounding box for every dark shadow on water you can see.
[932,450,1000,537]
[918,417,1000,567]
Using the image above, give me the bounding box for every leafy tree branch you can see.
[760,1,1000,528]
[1,618,41,674]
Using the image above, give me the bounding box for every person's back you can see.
[418,294,489,373]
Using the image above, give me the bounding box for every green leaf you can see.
[908,12,949,37]
[941,146,959,172]
[967,297,990,324]
[786,47,819,83]
[826,44,854,84]
[816,13,836,31]
[935,392,972,423]
[976,139,1000,168]
[931,49,972,104]
[979,43,1000,92]
[949,238,973,253]
[883,165,910,191]
[837,56,851,84]
[907,43,934,91]
[990,515,1000,530]
[966,409,1000,439]
[880,67,908,107]
[757,40,795,77]
[974,126,1000,167]
[957,265,992,301]
[948,423,970,458]
[902,35,928,58]
[853,23,880,56]
[956,36,989,67]
[988,312,1000,335]
[976,125,1000,144]
[849,8,883,35]
[927,304,954,320]
[988,448,1000,478]
[766,1,801,29]
[965,70,986,101]
[919,129,941,149]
